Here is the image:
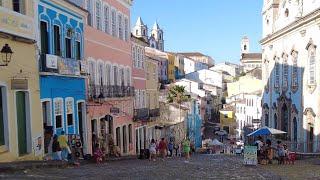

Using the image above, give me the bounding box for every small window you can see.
[75,41,81,60]
[136,29,138,36]
[53,25,61,56]
[95,1,101,30]
[13,0,25,14]
[55,115,62,128]
[67,114,73,126]
[65,38,72,58]
[40,21,49,54]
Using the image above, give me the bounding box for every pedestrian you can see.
[168,140,174,157]
[93,143,103,164]
[174,143,179,157]
[52,134,62,160]
[254,136,264,163]
[58,131,70,161]
[158,138,167,160]
[277,141,285,165]
[182,138,191,162]
[149,139,157,161]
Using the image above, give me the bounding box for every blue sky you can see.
[131,0,263,64]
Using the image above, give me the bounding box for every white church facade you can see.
[261,0,320,152]
[132,17,164,51]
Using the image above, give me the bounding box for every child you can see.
[149,139,157,161]
[94,144,103,164]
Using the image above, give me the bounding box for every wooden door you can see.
[16,91,27,155]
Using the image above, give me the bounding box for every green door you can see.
[16,91,27,155]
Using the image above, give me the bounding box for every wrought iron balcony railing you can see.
[133,108,150,121]
[149,108,160,117]
[88,84,135,100]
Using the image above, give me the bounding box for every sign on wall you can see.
[46,54,58,69]
[244,145,257,166]
[11,79,28,90]
[58,58,80,76]
[0,7,35,40]
[33,134,43,157]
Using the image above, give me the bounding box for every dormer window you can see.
[285,9,289,17]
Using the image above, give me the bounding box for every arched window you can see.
[282,54,288,91]
[274,57,280,89]
[106,63,111,86]
[274,114,277,129]
[113,65,118,86]
[98,62,104,86]
[119,67,125,86]
[265,113,269,127]
[308,45,316,85]
[281,105,289,133]
[88,60,96,85]
[126,68,130,86]
[285,8,289,17]
[291,51,298,90]
[293,117,298,142]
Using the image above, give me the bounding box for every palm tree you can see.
[167,85,190,142]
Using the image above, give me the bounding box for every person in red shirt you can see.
[158,138,167,160]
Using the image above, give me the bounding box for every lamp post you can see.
[0,44,13,66]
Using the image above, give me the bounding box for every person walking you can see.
[168,140,174,157]
[158,138,167,160]
[182,138,191,162]
[174,143,179,157]
[149,139,157,161]
[52,134,62,160]
[58,131,69,161]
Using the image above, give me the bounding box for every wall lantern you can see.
[0,44,13,66]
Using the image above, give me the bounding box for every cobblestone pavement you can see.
[261,158,320,180]
[1,154,281,180]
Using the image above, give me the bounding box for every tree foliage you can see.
[167,85,190,104]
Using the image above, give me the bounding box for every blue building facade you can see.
[187,100,202,149]
[38,0,87,135]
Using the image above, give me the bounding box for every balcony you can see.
[88,84,135,100]
[133,108,150,121]
[149,108,160,117]
[39,54,86,76]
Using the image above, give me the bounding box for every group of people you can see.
[255,136,291,165]
[51,131,71,161]
[149,138,195,162]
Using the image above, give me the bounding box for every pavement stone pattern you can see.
[0,154,281,180]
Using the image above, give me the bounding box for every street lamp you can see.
[0,44,13,66]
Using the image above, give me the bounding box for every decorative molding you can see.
[303,107,316,117]
[300,29,306,37]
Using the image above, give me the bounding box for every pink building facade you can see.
[81,0,134,156]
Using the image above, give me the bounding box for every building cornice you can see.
[260,8,320,45]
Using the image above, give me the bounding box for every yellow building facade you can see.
[146,56,160,111]
[219,108,236,136]
[166,53,175,82]
[0,0,43,162]
[227,75,262,97]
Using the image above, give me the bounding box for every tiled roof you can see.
[179,52,206,57]
[241,53,262,60]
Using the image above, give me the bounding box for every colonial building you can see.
[38,0,87,156]
[131,35,148,155]
[179,52,214,67]
[240,36,262,72]
[261,0,320,152]
[183,56,208,75]
[0,0,43,162]
[145,47,168,84]
[80,0,134,156]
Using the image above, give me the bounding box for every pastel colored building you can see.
[166,52,175,82]
[145,47,168,83]
[219,105,236,136]
[80,0,134,156]
[183,57,208,75]
[261,0,320,152]
[38,0,87,155]
[0,0,43,161]
[186,98,202,149]
[174,53,185,79]
[131,34,148,154]
[179,52,215,67]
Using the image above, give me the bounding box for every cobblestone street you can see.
[1,154,281,180]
